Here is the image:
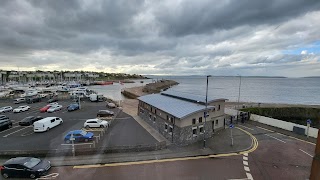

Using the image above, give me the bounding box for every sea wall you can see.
[122,80,179,99]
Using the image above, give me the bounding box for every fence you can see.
[225,108,319,138]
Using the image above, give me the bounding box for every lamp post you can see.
[237,74,242,123]
[203,75,211,148]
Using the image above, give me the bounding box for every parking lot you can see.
[0,96,157,153]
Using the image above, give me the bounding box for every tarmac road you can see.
[0,123,313,180]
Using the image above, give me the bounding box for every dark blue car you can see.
[64,130,94,143]
[67,103,79,111]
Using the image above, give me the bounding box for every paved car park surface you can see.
[0,98,157,152]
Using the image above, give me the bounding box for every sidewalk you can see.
[0,127,253,166]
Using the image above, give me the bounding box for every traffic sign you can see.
[229,124,234,128]
[307,119,312,124]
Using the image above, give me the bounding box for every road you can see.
[1,123,314,180]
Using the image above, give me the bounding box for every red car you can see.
[39,105,51,112]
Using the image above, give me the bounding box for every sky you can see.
[0,0,320,77]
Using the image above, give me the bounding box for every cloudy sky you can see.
[0,0,320,77]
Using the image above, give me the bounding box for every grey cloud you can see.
[154,0,320,36]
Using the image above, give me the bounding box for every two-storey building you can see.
[138,91,227,145]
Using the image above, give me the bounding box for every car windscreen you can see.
[80,131,87,136]
[24,158,41,169]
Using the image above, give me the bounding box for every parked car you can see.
[67,103,80,111]
[64,130,94,143]
[84,119,109,128]
[39,93,48,98]
[107,102,116,108]
[33,117,63,132]
[39,105,51,113]
[48,102,58,106]
[26,97,41,104]
[97,110,114,118]
[47,105,63,113]
[0,106,13,113]
[13,105,30,113]
[19,116,43,126]
[0,157,51,179]
[47,97,58,103]
[0,117,12,131]
[13,98,26,104]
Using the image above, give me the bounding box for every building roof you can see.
[138,94,215,119]
[161,90,227,104]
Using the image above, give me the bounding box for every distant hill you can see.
[303,76,320,78]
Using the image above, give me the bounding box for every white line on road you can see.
[256,126,274,132]
[299,149,313,157]
[3,126,31,137]
[246,172,253,180]
[243,153,248,157]
[243,156,248,161]
[0,126,19,134]
[244,166,250,172]
[238,125,254,131]
[265,134,286,143]
[243,161,248,166]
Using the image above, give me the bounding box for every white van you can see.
[33,117,63,132]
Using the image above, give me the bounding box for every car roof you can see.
[4,157,32,165]
[68,130,84,134]
[86,119,100,122]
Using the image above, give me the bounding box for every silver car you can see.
[0,106,13,113]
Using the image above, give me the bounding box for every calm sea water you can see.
[89,77,320,105]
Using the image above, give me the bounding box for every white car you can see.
[0,106,13,113]
[47,105,63,113]
[48,102,59,106]
[13,105,30,113]
[84,119,109,128]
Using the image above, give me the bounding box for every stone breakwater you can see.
[122,80,179,99]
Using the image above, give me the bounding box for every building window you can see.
[192,127,197,137]
[166,115,169,120]
[139,108,144,114]
[212,107,215,112]
[192,118,196,124]
[153,116,156,123]
[218,105,221,111]
[199,117,203,123]
[199,125,204,134]
[165,123,168,132]
[151,107,153,112]
[149,114,152,120]
[169,125,173,135]
[215,120,219,126]
[155,109,157,114]
[170,117,174,123]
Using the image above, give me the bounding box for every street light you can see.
[203,75,211,148]
[237,74,242,123]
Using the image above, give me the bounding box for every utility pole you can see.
[310,130,320,180]
[203,75,211,148]
[237,74,242,123]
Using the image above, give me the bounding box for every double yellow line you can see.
[73,127,259,169]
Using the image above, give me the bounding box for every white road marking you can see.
[3,126,31,137]
[238,125,254,131]
[244,166,250,172]
[246,172,253,180]
[243,161,248,166]
[243,153,248,157]
[243,156,248,161]
[256,126,274,132]
[265,134,286,143]
[299,149,313,157]
[36,173,59,180]
[0,126,19,134]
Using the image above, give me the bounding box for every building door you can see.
[212,121,215,134]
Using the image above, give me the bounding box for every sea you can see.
[88,76,320,105]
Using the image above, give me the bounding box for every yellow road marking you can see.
[73,127,259,169]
